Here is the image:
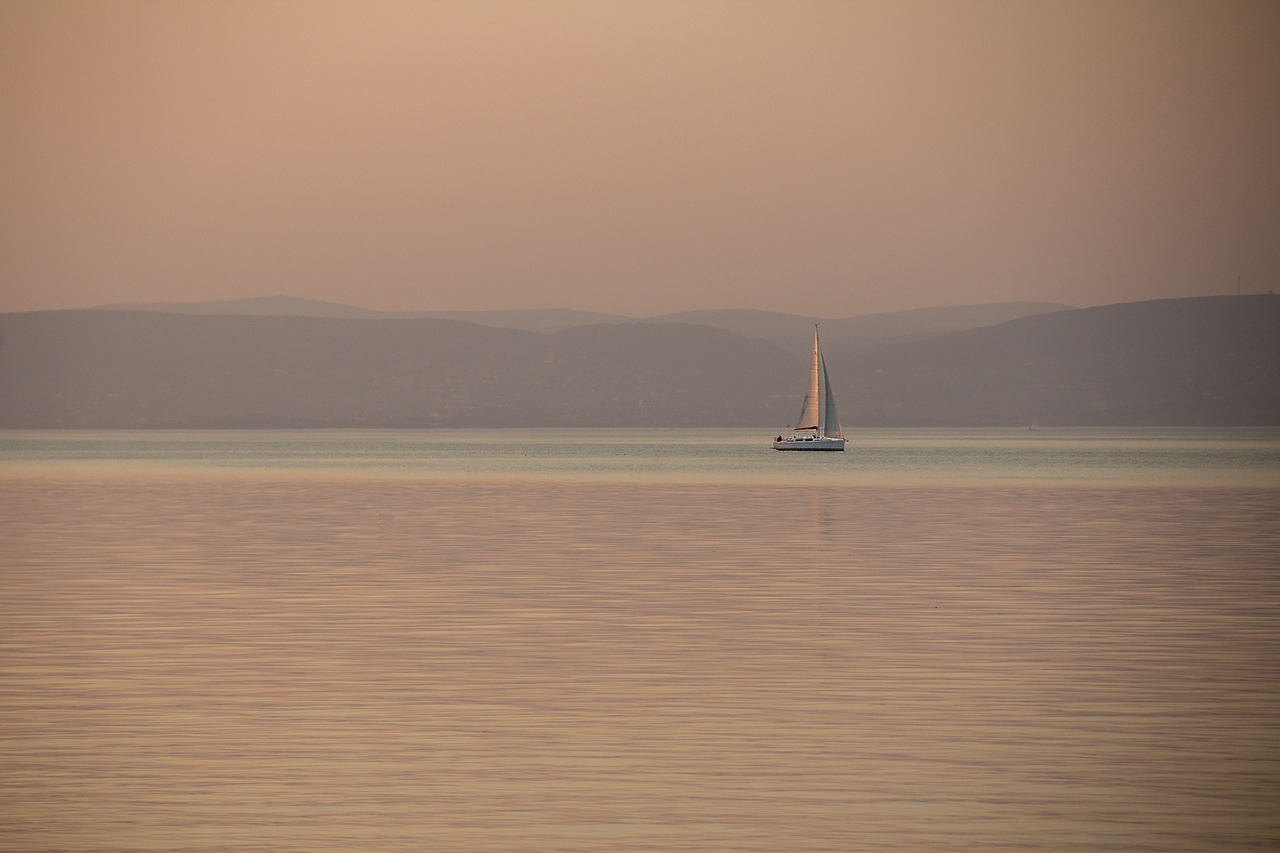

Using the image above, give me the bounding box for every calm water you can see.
[4,427,1280,485]
[2,429,1279,851]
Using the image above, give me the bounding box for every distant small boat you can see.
[774,326,845,451]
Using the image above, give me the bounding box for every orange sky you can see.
[2,0,1277,317]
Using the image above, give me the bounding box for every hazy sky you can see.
[2,0,1277,317]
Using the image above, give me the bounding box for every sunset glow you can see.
[2,0,1277,316]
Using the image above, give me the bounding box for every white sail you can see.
[795,326,821,431]
[821,350,842,439]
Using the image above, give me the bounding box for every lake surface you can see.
[2,428,1278,851]
[4,426,1280,485]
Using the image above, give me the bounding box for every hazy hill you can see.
[99,295,1069,348]
[820,301,1072,356]
[834,295,1280,426]
[411,308,632,334]
[100,295,629,333]
[0,312,793,428]
[99,295,389,319]
[4,296,1276,428]
[648,302,1071,355]
[643,309,822,348]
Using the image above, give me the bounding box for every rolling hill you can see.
[0,312,793,428]
[97,295,1070,349]
[833,295,1280,426]
[4,296,1276,428]
[647,302,1071,354]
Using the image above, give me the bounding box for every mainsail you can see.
[794,327,822,431]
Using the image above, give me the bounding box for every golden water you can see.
[2,464,1279,850]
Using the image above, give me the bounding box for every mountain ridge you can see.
[96,295,1072,352]
[835,295,1280,426]
[4,296,1275,427]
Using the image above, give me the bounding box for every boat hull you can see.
[773,437,845,451]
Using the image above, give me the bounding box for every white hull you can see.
[773,436,845,451]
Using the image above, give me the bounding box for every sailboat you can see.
[773,325,845,451]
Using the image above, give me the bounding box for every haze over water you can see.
[3,429,1278,851]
